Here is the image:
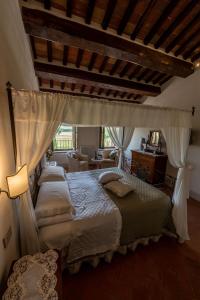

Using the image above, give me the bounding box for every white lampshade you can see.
[6,164,28,198]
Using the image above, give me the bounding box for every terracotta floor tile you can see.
[63,199,200,300]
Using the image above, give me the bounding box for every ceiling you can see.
[20,0,199,104]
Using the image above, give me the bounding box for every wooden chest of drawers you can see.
[131,150,167,185]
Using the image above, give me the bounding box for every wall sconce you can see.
[0,164,28,199]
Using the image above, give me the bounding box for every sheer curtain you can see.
[13,90,66,254]
[161,127,190,241]
[12,89,192,252]
[107,127,134,168]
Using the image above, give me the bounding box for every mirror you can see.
[149,130,160,147]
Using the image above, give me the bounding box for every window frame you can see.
[52,124,77,151]
[99,127,115,149]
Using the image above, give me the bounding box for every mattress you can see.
[38,168,173,263]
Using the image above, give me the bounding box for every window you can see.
[53,124,77,150]
[100,127,115,148]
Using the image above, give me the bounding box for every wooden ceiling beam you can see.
[99,56,109,73]
[88,52,97,71]
[89,86,95,94]
[154,1,198,49]
[117,0,138,35]
[137,69,151,82]
[144,0,179,45]
[29,35,37,59]
[113,90,118,98]
[81,85,85,93]
[50,79,53,88]
[63,45,68,65]
[152,73,165,85]
[71,83,75,91]
[191,52,200,63]
[38,77,42,87]
[47,40,52,62]
[61,82,65,90]
[35,61,161,96]
[175,27,200,57]
[76,48,84,68]
[101,0,117,30]
[145,70,157,83]
[183,41,200,60]
[22,5,194,77]
[44,0,51,10]
[131,0,156,40]
[66,0,72,17]
[128,65,142,80]
[119,62,132,78]
[120,92,126,99]
[39,87,141,103]
[98,88,103,95]
[85,0,96,24]
[159,75,172,85]
[110,59,121,76]
[166,11,200,53]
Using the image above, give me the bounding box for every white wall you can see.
[145,70,200,200]
[0,0,38,285]
[125,128,150,159]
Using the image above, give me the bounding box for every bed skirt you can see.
[61,230,178,274]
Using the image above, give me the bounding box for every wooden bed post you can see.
[6,82,17,165]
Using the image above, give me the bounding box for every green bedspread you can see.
[90,167,174,245]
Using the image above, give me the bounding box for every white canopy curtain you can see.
[13,90,66,254]
[12,89,192,252]
[161,127,191,241]
[107,127,134,168]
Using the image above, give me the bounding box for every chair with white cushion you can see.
[79,145,97,160]
[66,156,88,172]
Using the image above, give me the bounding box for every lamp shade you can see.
[6,164,28,198]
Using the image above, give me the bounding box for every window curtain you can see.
[13,90,66,254]
[107,127,134,168]
[161,127,190,241]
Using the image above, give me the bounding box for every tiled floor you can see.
[63,199,200,300]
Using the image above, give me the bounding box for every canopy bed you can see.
[7,85,192,272]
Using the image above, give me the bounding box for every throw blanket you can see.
[65,171,122,262]
[92,168,174,245]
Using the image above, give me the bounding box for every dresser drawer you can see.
[131,150,167,184]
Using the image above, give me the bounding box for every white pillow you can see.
[37,212,73,228]
[104,180,134,197]
[98,171,122,184]
[38,166,65,185]
[35,181,75,219]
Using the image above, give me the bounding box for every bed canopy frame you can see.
[6,81,194,256]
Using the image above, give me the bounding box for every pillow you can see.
[104,180,134,197]
[109,149,117,160]
[37,212,73,228]
[38,166,65,185]
[98,171,122,184]
[102,149,111,159]
[35,181,75,219]
[72,151,88,161]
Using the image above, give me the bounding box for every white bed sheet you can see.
[38,171,122,263]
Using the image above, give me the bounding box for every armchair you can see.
[66,156,88,172]
[98,149,119,169]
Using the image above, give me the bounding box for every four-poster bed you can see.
[7,85,192,272]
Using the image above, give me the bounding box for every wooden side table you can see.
[89,159,102,169]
